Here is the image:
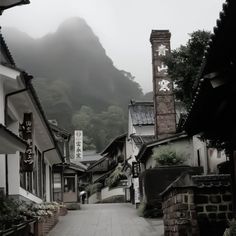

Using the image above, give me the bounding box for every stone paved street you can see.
[49,203,164,236]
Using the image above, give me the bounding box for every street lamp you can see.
[0,0,30,15]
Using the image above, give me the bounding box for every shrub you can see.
[106,165,127,188]
[65,203,80,210]
[152,146,185,166]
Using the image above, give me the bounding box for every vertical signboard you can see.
[20,113,34,172]
[74,130,83,160]
[132,162,141,178]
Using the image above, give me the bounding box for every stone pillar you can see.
[150,30,176,139]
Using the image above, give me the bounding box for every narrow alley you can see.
[49,203,164,236]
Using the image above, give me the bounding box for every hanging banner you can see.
[74,130,83,160]
[20,113,34,172]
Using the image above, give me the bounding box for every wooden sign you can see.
[132,162,140,178]
[20,113,34,172]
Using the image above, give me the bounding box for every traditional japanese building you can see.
[51,123,87,204]
[184,0,236,216]
[0,31,63,203]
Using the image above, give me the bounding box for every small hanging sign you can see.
[20,113,34,172]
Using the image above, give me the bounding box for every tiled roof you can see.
[129,101,154,126]
[81,151,103,162]
[160,173,230,196]
[131,135,156,148]
[0,30,15,66]
[192,174,231,188]
[100,133,127,156]
[136,132,188,162]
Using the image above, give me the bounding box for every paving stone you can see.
[48,203,164,236]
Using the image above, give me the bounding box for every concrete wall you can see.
[101,186,125,201]
[88,192,101,204]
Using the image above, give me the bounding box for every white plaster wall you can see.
[126,139,138,166]
[193,135,208,174]
[0,155,6,189]
[45,164,50,202]
[208,148,227,173]
[0,79,5,124]
[145,156,156,169]
[8,153,20,195]
[101,186,125,200]
[134,126,155,136]
[128,112,135,136]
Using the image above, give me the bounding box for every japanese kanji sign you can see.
[20,113,34,172]
[132,162,141,178]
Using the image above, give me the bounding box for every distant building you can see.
[50,122,87,204]
[80,150,103,167]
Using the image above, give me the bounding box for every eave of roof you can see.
[0,30,15,66]
[183,0,235,135]
[49,123,71,137]
[86,156,107,171]
[0,124,27,153]
[100,133,127,156]
[0,0,30,13]
[136,132,188,162]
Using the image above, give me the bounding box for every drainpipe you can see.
[4,88,28,196]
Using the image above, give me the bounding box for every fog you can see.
[1,0,225,92]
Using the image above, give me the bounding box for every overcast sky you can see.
[1,0,225,93]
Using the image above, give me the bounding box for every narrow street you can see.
[49,203,164,236]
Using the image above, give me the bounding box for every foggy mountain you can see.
[3,17,143,133]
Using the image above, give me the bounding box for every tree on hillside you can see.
[72,105,126,152]
[165,30,211,108]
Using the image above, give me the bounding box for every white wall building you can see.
[0,32,63,202]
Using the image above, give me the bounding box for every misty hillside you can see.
[3,18,143,133]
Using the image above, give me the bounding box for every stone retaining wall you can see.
[162,188,198,236]
[161,174,232,236]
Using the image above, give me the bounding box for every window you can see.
[64,176,75,192]
[197,149,201,167]
[53,173,62,201]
